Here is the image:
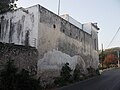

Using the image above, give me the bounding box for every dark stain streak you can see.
[30,14,34,30]
[17,20,22,43]
[0,19,9,40]
[0,22,1,39]
[1,20,5,40]
[24,30,30,46]
[21,32,24,44]
[9,19,15,43]
[4,20,9,39]
[22,15,25,23]
[30,13,34,23]
[58,38,78,57]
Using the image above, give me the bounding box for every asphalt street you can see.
[56,68,120,90]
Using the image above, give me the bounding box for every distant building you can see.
[0,4,99,81]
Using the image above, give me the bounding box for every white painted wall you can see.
[60,15,99,35]
[83,23,92,34]
[0,5,39,47]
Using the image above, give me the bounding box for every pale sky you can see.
[16,0,120,50]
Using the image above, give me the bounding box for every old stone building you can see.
[0,4,99,80]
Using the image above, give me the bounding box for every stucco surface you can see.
[0,5,99,81]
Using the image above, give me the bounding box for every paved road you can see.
[56,68,120,90]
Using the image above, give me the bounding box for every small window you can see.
[76,36,78,39]
[1,16,4,20]
[94,39,97,50]
[70,32,72,36]
[53,24,56,29]
[63,29,65,32]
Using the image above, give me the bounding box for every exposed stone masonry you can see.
[0,42,38,75]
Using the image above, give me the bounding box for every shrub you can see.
[0,59,41,90]
[87,66,96,77]
[96,69,100,75]
[54,62,72,86]
[60,63,72,81]
[73,64,81,81]
[87,66,100,77]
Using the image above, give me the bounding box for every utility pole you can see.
[101,44,104,70]
[58,0,60,15]
[117,51,119,67]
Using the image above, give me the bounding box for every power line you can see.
[107,26,120,48]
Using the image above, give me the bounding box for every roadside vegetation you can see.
[0,59,100,90]
[54,63,100,88]
[0,59,41,90]
[99,47,120,69]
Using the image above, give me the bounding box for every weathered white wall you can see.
[83,23,92,34]
[38,49,86,77]
[37,5,99,79]
[0,5,99,81]
[91,24,99,50]
[0,5,39,47]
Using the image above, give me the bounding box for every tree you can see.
[103,54,118,67]
[73,64,81,81]
[60,63,72,82]
[0,0,18,14]
[54,63,72,86]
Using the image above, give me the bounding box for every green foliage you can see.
[0,60,18,90]
[60,63,72,81]
[87,66,100,77]
[95,69,100,75]
[73,65,81,81]
[0,59,40,90]
[73,65,91,82]
[16,69,40,90]
[54,77,67,87]
[0,0,18,14]
[54,64,101,87]
[54,63,72,86]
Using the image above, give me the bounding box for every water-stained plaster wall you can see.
[0,5,39,47]
[0,4,99,80]
[0,42,38,75]
[37,5,99,79]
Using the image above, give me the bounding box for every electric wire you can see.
[107,26,120,48]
